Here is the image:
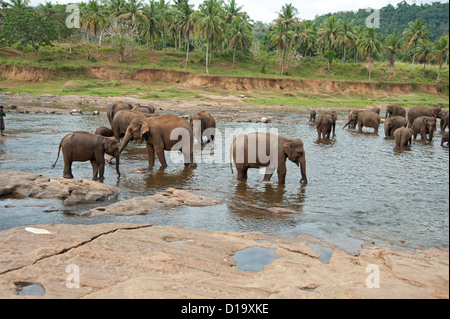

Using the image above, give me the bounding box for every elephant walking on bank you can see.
[119,114,197,168]
[230,132,307,185]
[51,131,121,181]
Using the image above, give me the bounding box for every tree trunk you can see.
[233,44,236,67]
[437,58,443,80]
[327,39,331,70]
[205,38,209,74]
[389,52,395,68]
[410,43,417,76]
[184,33,190,69]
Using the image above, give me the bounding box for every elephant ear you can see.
[139,120,149,136]
[283,142,294,158]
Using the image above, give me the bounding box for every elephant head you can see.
[283,139,307,185]
[431,106,443,119]
[422,117,437,141]
[119,118,149,153]
[343,110,358,129]
[102,136,121,178]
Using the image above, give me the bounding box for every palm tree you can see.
[156,0,171,50]
[357,27,382,80]
[177,0,195,68]
[228,15,252,66]
[119,0,147,24]
[433,35,449,81]
[336,18,356,64]
[82,0,106,53]
[224,0,242,24]
[195,0,225,74]
[416,43,432,75]
[107,0,126,18]
[403,18,432,76]
[319,15,339,70]
[6,0,29,10]
[273,3,299,75]
[298,20,317,57]
[142,0,161,50]
[384,32,403,68]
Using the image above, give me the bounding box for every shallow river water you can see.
[0,108,448,253]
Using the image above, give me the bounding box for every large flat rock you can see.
[0,223,447,299]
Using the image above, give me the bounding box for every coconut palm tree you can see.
[107,0,126,18]
[223,0,242,24]
[119,0,147,24]
[433,35,449,81]
[297,20,317,57]
[82,0,106,53]
[195,0,225,74]
[6,0,29,10]
[319,15,339,70]
[142,0,161,50]
[273,3,299,75]
[403,18,432,76]
[384,32,403,68]
[227,15,252,66]
[357,27,382,80]
[177,0,195,68]
[336,18,356,64]
[156,0,171,50]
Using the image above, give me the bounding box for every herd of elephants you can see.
[51,101,449,185]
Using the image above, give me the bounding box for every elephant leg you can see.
[146,143,155,168]
[91,160,99,181]
[97,157,106,181]
[277,165,287,184]
[236,167,248,181]
[155,147,167,168]
[62,152,74,179]
[263,167,275,182]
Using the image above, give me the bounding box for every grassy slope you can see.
[0,44,448,110]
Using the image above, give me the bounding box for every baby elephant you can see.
[393,127,414,147]
[441,131,449,147]
[230,132,307,185]
[51,131,120,181]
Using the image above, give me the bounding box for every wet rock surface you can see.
[0,223,447,299]
[0,171,120,205]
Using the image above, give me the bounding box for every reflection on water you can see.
[0,111,448,253]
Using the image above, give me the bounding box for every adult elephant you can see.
[132,105,156,114]
[51,131,120,181]
[119,114,196,168]
[407,105,443,127]
[385,104,406,118]
[111,109,157,142]
[107,101,134,126]
[393,127,414,147]
[315,112,337,139]
[190,110,216,144]
[356,110,381,133]
[344,107,380,130]
[412,116,437,142]
[441,132,449,147]
[230,132,307,185]
[440,111,449,132]
[384,116,407,137]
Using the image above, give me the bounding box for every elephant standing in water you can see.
[106,101,134,126]
[51,131,120,181]
[384,116,407,137]
[308,110,316,125]
[230,132,307,185]
[407,105,443,127]
[190,110,216,144]
[119,114,196,168]
[315,112,337,139]
[385,104,406,118]
[393,127,414,147]
[412,116,437,142]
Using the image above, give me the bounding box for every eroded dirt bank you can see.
[1,64,446,95]
[0,222,448,299]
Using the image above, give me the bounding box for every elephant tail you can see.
[51,140,63,169]
[229,141,234,174]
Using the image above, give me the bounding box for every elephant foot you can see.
[190,163,197,168]
[63,175,73,179]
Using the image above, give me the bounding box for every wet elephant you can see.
[441,132,449,147]
[106,101,134,126]
[441,111,449,132]
[119,114,196,168]
[51,131,120,181]
[190,110,216,144]
[393,127,414,147]
[343,108,379,130]
[412,116,437,142]
[132,105,156,114]
[357,110,381,133]
[384,116,407,137]
[95,126,114,137]
[407,105,443,127]
[385,104,406,118]
[308,110,316,125]
[230,132,307,185]
[315,112,337,139]
[112,109,157,142]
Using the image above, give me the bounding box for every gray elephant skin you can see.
[315,112,337,139]
[385,104,406,118]
[51,131,120,181]
[393,127,414,147]
[407,105,443,127]
[384,116,407,137]
[412,116,437,142]
[190,110,216,144]
[230,132,307,185]
[119,114,197,168]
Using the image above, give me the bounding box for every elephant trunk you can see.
[115,151,121,178]
[299,158,307,185]
[343,120,351,129]
[119,130,132,154]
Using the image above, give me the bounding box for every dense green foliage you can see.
[0,0,448,83]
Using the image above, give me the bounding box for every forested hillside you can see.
[313,1,449,41]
